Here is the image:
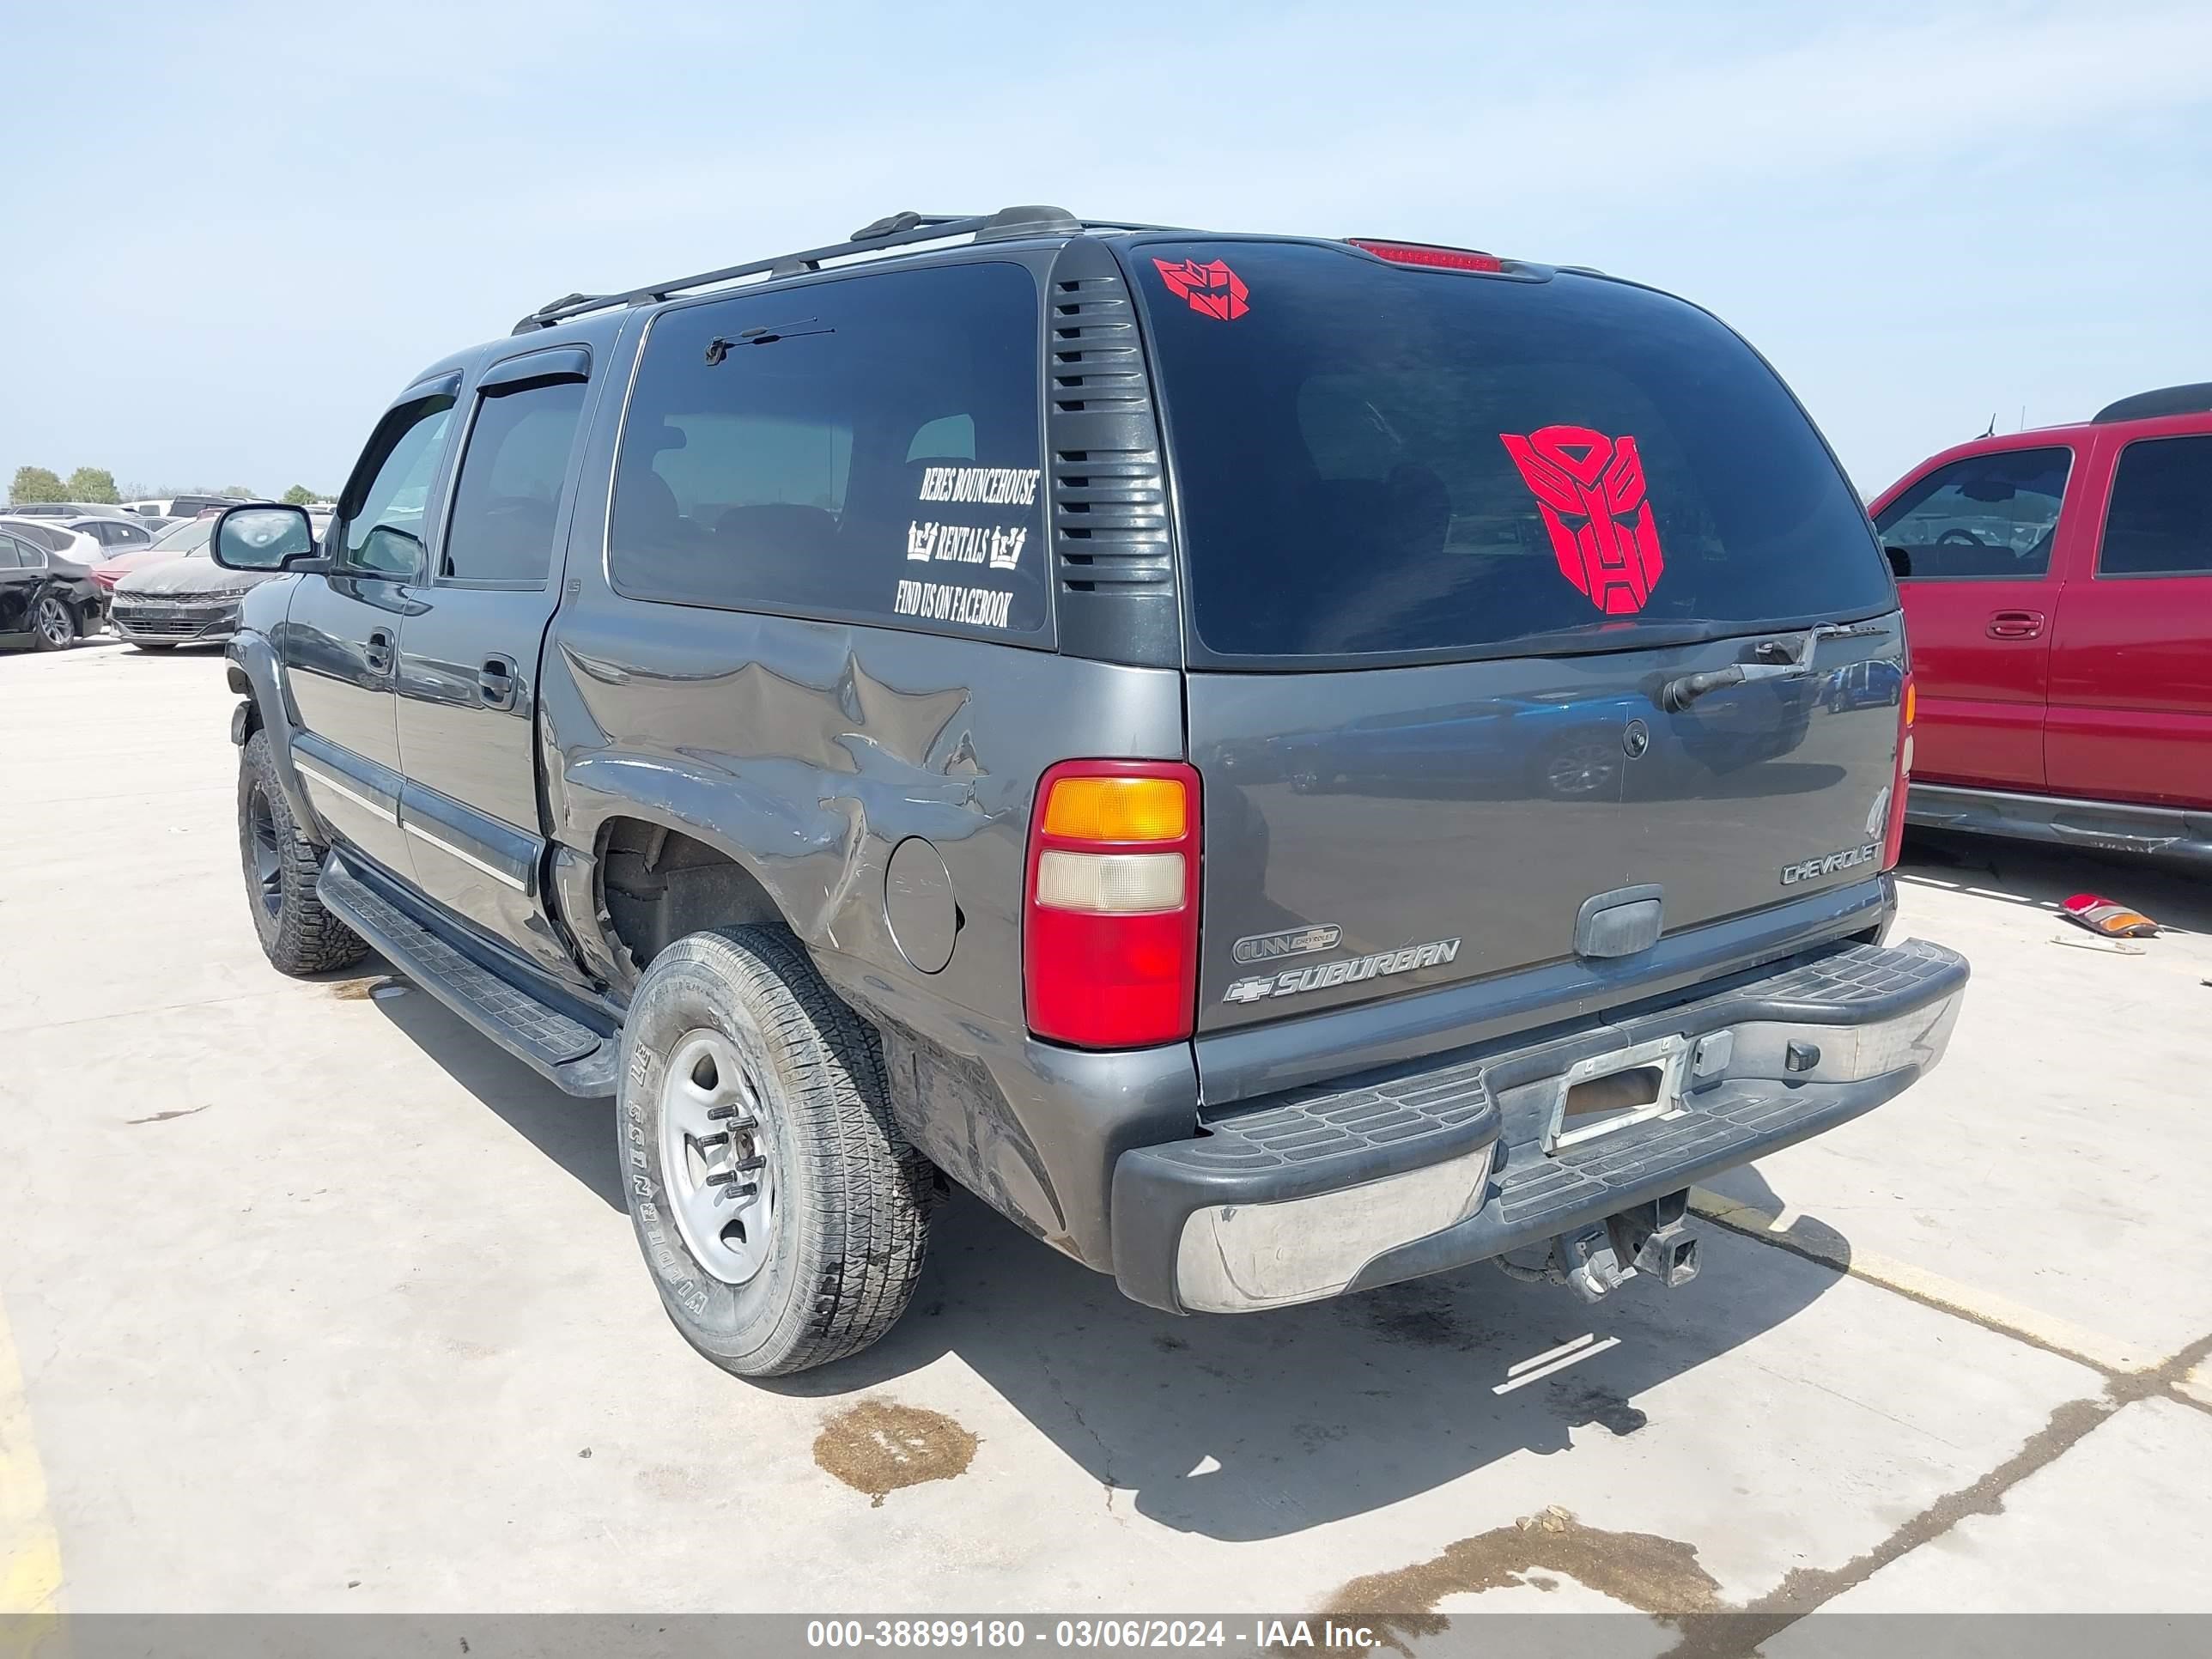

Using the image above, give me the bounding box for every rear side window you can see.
[441,378,586,583]
[609,262,1047,638]
[1875,447,2070,580]
[2099,435,2212,577]
[1134,241,1891,662]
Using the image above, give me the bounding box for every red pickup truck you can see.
[1871,383,2212,866]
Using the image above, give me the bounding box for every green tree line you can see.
[9,465,330,508]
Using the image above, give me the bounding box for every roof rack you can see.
[510,204,1156,334]
[2094,382,2212,423]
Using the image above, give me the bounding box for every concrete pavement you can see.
[2,638,2207,1629]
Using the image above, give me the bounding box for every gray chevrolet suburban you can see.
[212,206,1966,1376]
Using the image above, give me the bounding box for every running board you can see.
[1907,782,2212,867]
[318,858,621,1097]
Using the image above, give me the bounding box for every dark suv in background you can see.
[211,207,1966,1376]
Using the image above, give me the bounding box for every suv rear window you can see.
[1133,241,1891,662]
[609,261,1047,639]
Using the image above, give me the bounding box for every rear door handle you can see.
[477,655,519,710]
[1985,610,2045,640]
[364,628,394,673]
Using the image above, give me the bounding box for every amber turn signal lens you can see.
[1040,775,1188,843]
[1903,682,1917,727]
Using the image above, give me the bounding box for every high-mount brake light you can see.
[1883,673,1917,871]
[1346,239,1506,273]
[1024,761,1201,1049]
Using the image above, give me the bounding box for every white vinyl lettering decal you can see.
[907,521,1026,571]
[916,465,1041,507]
[893,580,1015,629]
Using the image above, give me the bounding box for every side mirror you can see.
[1884,544,1912,580]
[211,503,321,572]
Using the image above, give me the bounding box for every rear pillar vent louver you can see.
[1045,238,1179,667]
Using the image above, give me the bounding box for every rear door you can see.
[2045,429,2212,806]
[0,535,32,638]
[393,346,593,964]
[1875,444,2075,790]
[1131,240,1903,1037]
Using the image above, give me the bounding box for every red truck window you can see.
[1874,447,2070,581]
[2099,435,2212,577]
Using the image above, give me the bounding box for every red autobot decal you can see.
[1153,257,1249,320]
[1498,425,1666,615]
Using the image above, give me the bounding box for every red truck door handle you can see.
[1986,610,2045,640]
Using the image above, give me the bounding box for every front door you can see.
[2046,431,2212,807]
[394,350,592,974]
[1879,444,2075,791]
[280,385,458,880]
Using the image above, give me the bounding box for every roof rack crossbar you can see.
[509,205,1127,334]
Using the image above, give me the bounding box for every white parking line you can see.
[0,1290,62,1617]
[1691,1187,2153,1376]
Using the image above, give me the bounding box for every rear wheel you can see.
[29,596,76,652]
[237,729,368,975]
[617,927,933,1377]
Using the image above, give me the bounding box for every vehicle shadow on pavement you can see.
[363,979,628,1210]
[791,1193,1838,1540]
[1897,828,2212,935]
[361,960,1844,1543]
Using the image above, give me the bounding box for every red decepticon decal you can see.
[1499,425,1666,615]
[1153,257,1249,320]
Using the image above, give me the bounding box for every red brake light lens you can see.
[1346,238,1505,272]
[1024,760,1201,1049]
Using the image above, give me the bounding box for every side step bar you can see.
[318,857,621,1097]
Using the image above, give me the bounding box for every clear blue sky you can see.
[3,0,2207,499]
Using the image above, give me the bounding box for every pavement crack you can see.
[125,1104,211,1126]
[1665,1329,2212,1656]
[1031,1347,1120,1506]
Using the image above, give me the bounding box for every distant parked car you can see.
[3,501,134,520]
[0,526,104,652]
[1872,380,2212,865]
[0,516,110,569]
[111,508,328,650]
[26,514,158,555]
[88,514,212,595]
[118,494,247,521]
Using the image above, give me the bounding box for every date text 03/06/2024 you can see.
[805,1620,1381,1650]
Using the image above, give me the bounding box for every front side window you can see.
[1875,447,2071,580]
[441,377,587,582]
[2100,435,2212,577]
[609,261,1047,638]
[0,538,21,568]
[334,395,456,577]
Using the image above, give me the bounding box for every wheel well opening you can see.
[597,819,787,974]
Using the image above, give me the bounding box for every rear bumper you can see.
[1110,937,1967,1314]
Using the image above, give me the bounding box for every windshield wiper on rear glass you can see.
[1658,622,1887,712]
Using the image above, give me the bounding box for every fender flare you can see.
[224,631,323,845]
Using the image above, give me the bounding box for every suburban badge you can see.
[1224,935,1462,1004]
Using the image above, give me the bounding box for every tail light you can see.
[1882,675,1916,870]
[1346,238,1506,272]
[1024,760,1200,1049]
